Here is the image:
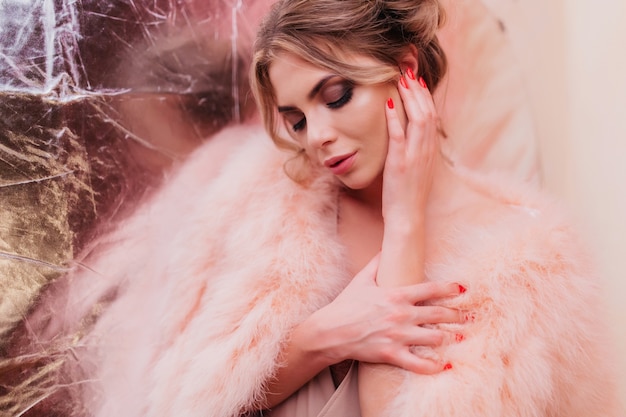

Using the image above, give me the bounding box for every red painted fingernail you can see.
[419,77,427,88]
[387,97,394,109]
[459,284,467,294]
[399,76,408,89]
[455,333,465,343]
[443,363,453,371]
[406,67,416,80]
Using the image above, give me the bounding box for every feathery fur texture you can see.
[18,124,621,416]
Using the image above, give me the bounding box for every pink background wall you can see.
[485,0,626,406]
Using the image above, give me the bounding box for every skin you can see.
[275,56,396,192]
[263,50,467,413]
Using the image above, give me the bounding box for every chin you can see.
[338,172,378,191]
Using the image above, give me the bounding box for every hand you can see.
[382,69,440,230]
[305,254,465,374]
[377,69,441,287]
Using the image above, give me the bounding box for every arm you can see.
[359,68,443,416]
[263,72,458,410]
[376,68,438,288]
[261,255,463,409]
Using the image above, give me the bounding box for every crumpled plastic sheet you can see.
[0,0,541,414]
[0,0,267,348]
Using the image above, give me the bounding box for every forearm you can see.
[360,220,426,415]
[377,219,426,287]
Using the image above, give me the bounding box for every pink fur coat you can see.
[28,124,620,416]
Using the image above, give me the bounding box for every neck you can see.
[342,150,465,219]
[343,173,384,213]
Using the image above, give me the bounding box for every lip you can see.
[323,152,357,176]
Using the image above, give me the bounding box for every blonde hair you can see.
[250,0,447,182]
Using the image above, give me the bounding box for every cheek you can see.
[347,91,390,141]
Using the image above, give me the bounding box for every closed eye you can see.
[278,79,353,134]
[326,85,353,109]
[288,86,352,132]
[292,117,306,132]
[281,111,306,133]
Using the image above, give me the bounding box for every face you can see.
[268,53,404,190]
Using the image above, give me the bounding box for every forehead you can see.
[268,51,382,104]
[269,53,327,84]
[268,53,331,104]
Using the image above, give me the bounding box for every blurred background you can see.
[484,0,626,403]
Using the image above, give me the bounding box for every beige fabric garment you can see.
[267,363,361,417]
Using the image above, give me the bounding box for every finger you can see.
[397,72,429,123]
[401,69,437,118]
[412,306,465,326]
[390,349,444,375]
[397,72,439,156]
[406,281,466,304]
[384,95,407,167]
[402,325,448,346]
[404,117,438,164]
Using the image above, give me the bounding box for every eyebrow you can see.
[277,74,336,113]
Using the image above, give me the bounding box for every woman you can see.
[7,0,620,416]
[246,0,621,416]
[249,0,464,413]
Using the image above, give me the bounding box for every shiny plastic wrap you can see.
[0,0,266,344]
[0,0,539,415]
[1,3,267,414]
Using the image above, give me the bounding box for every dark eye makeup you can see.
[292,117,306,132]
[324,82,354,109]
[284,79,355,133]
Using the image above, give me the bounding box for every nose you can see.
[305,111,337,150]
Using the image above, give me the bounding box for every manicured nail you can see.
[419,77,427,88]
[455,333,465,343]
[459,284,467,294]
[443,363,453,371]
[399,76,408,89]
[406,67,416,80]
[464,312,476,322]
[387,98,394,109]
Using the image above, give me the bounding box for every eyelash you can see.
[291,86,354,132]
[292,118,306,132]
[327,86,353,109]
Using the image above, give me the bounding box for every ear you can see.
[397,44,419,75]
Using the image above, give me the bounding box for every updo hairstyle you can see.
[250,0,448,182]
